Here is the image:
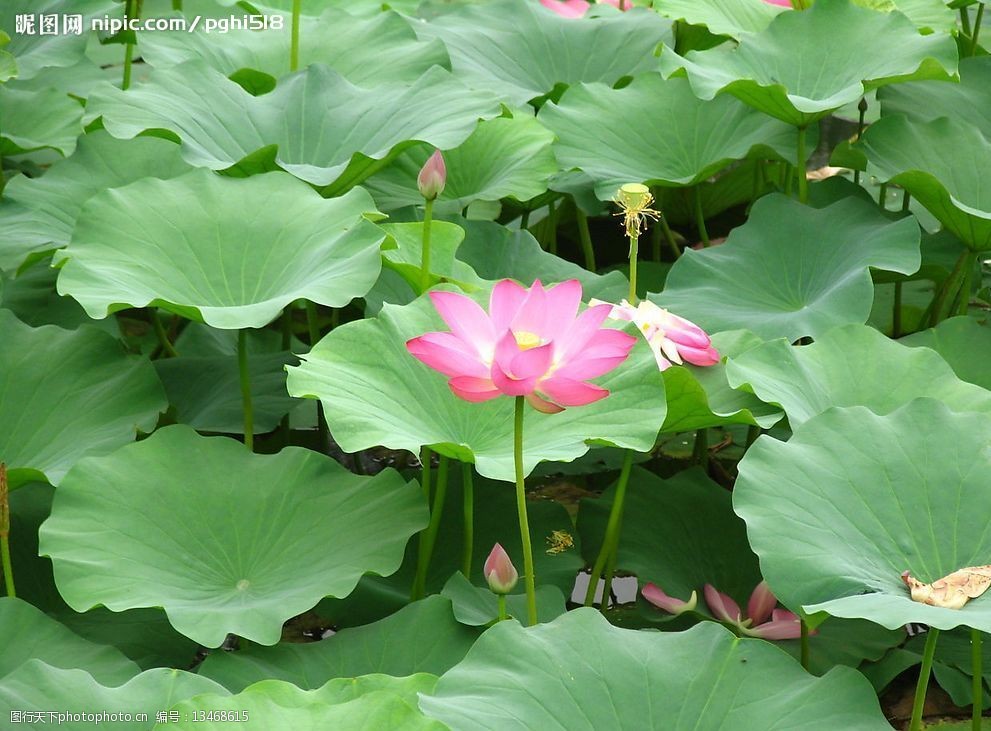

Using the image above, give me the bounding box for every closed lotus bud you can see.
[484,543,518,594]
[417,149,446,201]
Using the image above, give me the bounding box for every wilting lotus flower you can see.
[484,543,519,594]
[642,583,697,616]
[407,280,637,413]
[704,581,806,640]
[540,0,621,18]
[589,299,719,371]
[417,149,446,201]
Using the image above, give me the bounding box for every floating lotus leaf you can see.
[735,400,991,633]
[655,194,921,341]
[55,170,385,329]
[39,426,428,647]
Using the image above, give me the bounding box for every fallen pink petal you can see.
[642,583,698,615]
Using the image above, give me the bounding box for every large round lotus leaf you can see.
[0,86,82,156]
[539,74,797,198]
[418,0,673,107]
[902,316,991,391]
[658,0,957,126]
[38,425,428,647]
[734,400,991,633]
[166,675,443,731]
[654,194,921,341]
[55,170,385,329]
[878,57,991,142]
[420,609,890,730]
[858,115,991,251]
[726,324,991,428]
[139,8,448,88]
[0,0,113,80]
[0,662,226,731]
[365,116,558,214]
[0,598,139,684]
[84,62,500,188]
[287,287,666,481]
[579,467,762,606]
[198,596,478,693]
[0,132,191,272]
[0,311,166,488]
[652,0,787,37]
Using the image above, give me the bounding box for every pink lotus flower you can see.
[763,0,793,6]
[704,581,806,640]
[407,280,637,413]
[589,299,719,371]
[417,149,446,201]
[539,0,621,19]
[484,543,519,594]
[642,583,697,616]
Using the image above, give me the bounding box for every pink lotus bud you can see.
[417,149,446,201]
[642,583,697,616]
[484,543,519,594]
[747,580,777,626]
[704,583,743,624]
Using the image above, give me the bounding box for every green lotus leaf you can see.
[652,0,787,37]
[726,323,991,428]
[84,62,500,187]
[852,0,956,31]
[166,675,443,731]
[734,399,991,633]
[441,572,567,626]
[55,170,385,329]
[381,222,483,293]
[0,662,226,730]
[658,0,958,126]
[0,132,192,272]
[39,425,428,647]
[0,86,82,156]
[0,311,166,488]
[419,0,674,106]
[858,115,991,251]
[777,618,904,677]
[420,609,890,730]
[365,116,558,214]
[198,596,478,693]
[0,0,113,80]
[1,258,110,331]
[139,8,448,87]
[902,316,991,391]
[287,287,666,481]
[654,194,921,341]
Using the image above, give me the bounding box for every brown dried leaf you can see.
[901,566,991,610]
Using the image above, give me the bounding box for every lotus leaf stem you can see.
[420,198,435,294]
[796,126,809,204]
[909,628,940,731]
[659,213,681,260]
[547,199,558,255]
[411,447,433,601]
[973,628,984,731]
[692,428,708,468]
[972,4,985,56]
[150,309,179,358]
[121,0,142,91]
[412,455,449,602]
[514,396,538,626]
[800,619,810,670]
[290,0,301,72]
[462,462,474,578]
[694,186,711,247]
[237,329,254,451]
[584,449,635,608]
[576,208,597,271]
[893,282,903,338]
[0,464,13,598]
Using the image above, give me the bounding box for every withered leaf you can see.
[901,566,991,610]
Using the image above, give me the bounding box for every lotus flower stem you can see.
[0,463,13,598]
[462,462,474,578]
[628,232,640,303]
[796,126,809,204]
[800,619,810,669]
[973,628,983,731]
[575,208,597,271]
[693,187,711,247]
[497,594,507,621]
[412,454,449,601]
[600,544,619,615]
[420,198,435,294]
[411,447,433,600]
[290,0,301,71]
[513,396,538,625]
[909,628,940,731]
[237,329,254,451]
[584,449,635,607]
[172,0,182,10]
[121,0,141,91]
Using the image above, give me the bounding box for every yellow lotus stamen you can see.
[614,183,660,240]
[513,331,542,350]
[545,530,574,555]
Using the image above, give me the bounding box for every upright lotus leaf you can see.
[419,0,674,106]
[858,115,991,251]
[658,0,958,126]
[0,132,192,272]
[381,222,485,293]
[0,662,226,729]
[287,287,667,481]
[726,324,991,428]
[39,425,428,647]
[84,62,500,187]
[0,311,166,488]
[879,57,991,141]
[654,194,921,341]
[903,316,991,391]
[1,259,108,331]
[0,599,139,684]
[538,74,798,200]
[420,610,890,730]
[441,572,568,626]
[578,468,762,606]
[0,86,82,156]
[734,400,991,633]
[652,0,787,37]
[55,170,385,329]
[167,675,442,731]
[364,116,558,214]
[198,596,478,693]
[139,8,448,87]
